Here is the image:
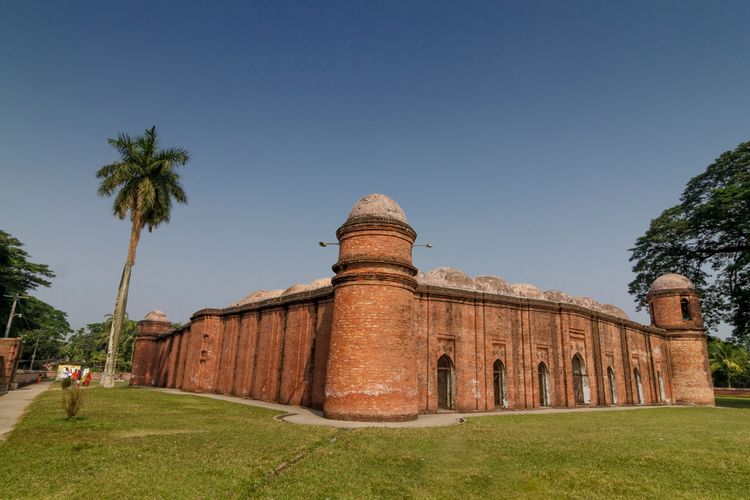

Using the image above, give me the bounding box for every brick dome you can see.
[511,283,545,300]
[650,273,695,292]
[143,310,169,322]
[474,275,513,294]
[346,193,408,224]
[420,267,476,290]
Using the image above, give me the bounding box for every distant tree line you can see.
[0,230,136,371]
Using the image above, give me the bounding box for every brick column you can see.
[324,194,419,421]
[648,274,713,406]
[131,310,172,386]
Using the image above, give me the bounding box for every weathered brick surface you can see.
[649,288,713,405]
[131,319,171,386]
[131,196,714,420]
[0,338,22,393]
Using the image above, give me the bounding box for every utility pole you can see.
[30,334,40,370]
[3,293,25,338]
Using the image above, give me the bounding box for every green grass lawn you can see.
[1,388,748,499]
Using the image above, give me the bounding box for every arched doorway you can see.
[634,368,644,405]
[538,362,550,407]
[657,372,666,403]
[437,354,455,410]
[493,360,508,408]
[572,354,591,405]
[607,366,618,405]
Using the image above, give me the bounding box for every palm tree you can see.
[96,126,190,388]
[709,339,749,388]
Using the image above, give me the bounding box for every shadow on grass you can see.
[715,396,750,409]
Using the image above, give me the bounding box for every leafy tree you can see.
[96,126,190,387]
[17,297,71,368]
[629,140,750,342]
[708,337,749,388]
[0,230,55,336]
[64,317,138,371]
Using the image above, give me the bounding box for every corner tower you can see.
[324,194,419,421]
[131,310,171,386]
[648,274,714,405]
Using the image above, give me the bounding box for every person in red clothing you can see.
[82,371,92,387]
[72,369,80,383]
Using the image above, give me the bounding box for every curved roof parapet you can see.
[232,289,284,306]
[599,304,630,320]
[544,290,573,303]
[143,310,169,322]
[346,193,408,224]
[474,275,514,295]
[649,273,695,292]
[420,267,477,290]
[511,283,545,300]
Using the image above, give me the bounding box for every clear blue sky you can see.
[1,1,748,335]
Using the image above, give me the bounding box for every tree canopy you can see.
[0,230,55,334]
[0,230,70,364]
[629,140,750,342]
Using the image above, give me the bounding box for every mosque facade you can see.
[131,194,714,421]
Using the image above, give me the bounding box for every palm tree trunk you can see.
[100,218,141,388]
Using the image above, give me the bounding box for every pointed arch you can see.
[634,367,644,405]
[680,298,692,321]
[537,362,550,407]
[493,359,508,409]
[572,353,591,405]
[607,366,618,405]
[437,354,455,410]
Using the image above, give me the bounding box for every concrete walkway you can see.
[152,387,674,429]
[0,382,52,440]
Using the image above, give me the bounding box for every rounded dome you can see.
[420,267,476,290]
[232,289,284,306]
[571,296,603,311]
[600,304,630,320]
[544,290,573,303]
[650,273,695,292]
[144,310,168,322]
[474,275,513,295]
[282,283,309,296]
[511,283,545,300]
[347,193,408,224]
[307,277,332,289]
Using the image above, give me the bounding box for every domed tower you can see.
[648,274,714,405]
[324,194,419,421]
[131,310,171,386]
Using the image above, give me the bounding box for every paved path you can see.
[0,382,52,440]
[152,387,674,428]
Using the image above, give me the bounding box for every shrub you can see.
[61,377,72,389]
[62,384,84,418]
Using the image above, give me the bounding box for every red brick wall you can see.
[131,280,714,416]
[0,338,22,393]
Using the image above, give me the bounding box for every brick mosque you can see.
[131,194,714,421]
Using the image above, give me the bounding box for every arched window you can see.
[608,366,618,405]
[538,362,550,407]
[634,368,644,405]
[680,298,692,321]
[657,372,666,403]
[572,354,591,405]
[437,354,455,410]
[493,360,508,409]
